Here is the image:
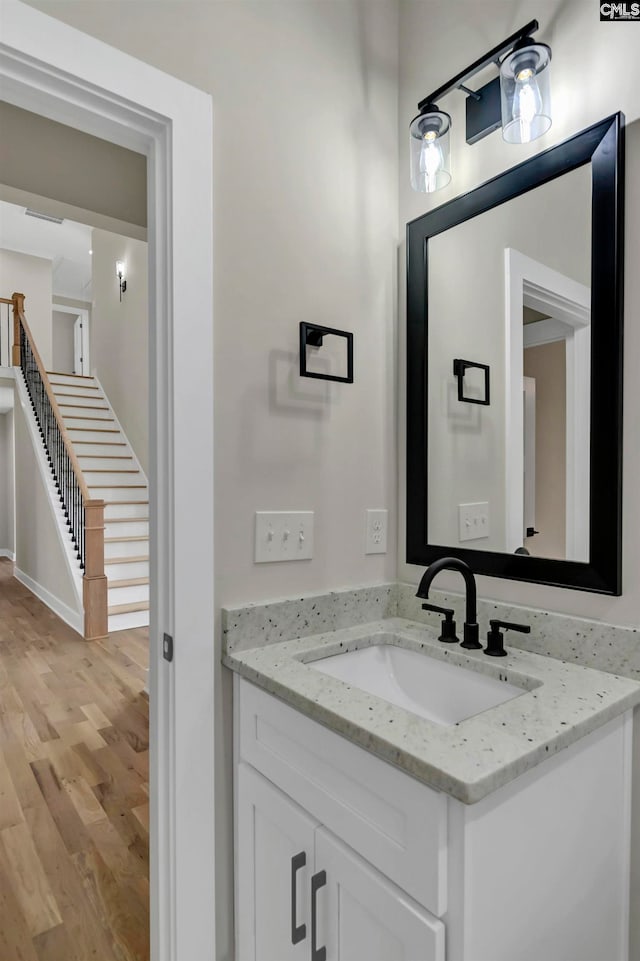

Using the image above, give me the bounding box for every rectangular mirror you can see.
[407,114,624,594]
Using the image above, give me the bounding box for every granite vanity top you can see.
[223,616,640,803]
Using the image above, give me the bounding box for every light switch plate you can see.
[458,502,489,542]
[365,509,388,554]
[255,511,314,562]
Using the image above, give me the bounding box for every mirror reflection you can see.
[427,165,591,561]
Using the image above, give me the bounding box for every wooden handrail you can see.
[12,291,91,502]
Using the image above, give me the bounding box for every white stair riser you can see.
[67,429,121,443]
[79,457,135,471]
[105,520,149,538]
[60,406,112,420]
[104,503,148,520]
[74,443,129,457]
[108,609,150,632]
[105,539,149,559]
[108,584,149,606]
[82,471,143,486]
[90,487,147,502]
[64,417,116,431]
[48,374,96,387]
[105,559,149,580]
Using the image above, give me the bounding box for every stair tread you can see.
[108,576,149,588]
[58,403,109,410]
[46,371,95,380]
[105,500,149,506]
[63,415,115,421]
[68,428,120,433]
[105,535,149,543]
[108,601,150,615]
[105,516,149,523]
[53,391,103,398]
[89,484,147,489]
[105,554,149,565]
[79,456,134,460]
[74,441,126,446]
[84,469,140,474]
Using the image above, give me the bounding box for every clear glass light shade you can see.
[500,42,552,144]
[409,110,451,193]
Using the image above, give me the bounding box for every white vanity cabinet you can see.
[237,763,444,961]
[234,676,633,961]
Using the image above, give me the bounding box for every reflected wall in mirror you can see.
[407,114,624,594]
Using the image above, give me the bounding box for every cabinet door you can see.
[237,764,318,961]
[315,828,445,961]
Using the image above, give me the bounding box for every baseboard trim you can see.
[0,549,15,560]
[14,567,83,637]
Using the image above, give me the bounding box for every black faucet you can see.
[416,557,482,649]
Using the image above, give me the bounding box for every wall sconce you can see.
[116,260,127,301]
[410,19,552,193]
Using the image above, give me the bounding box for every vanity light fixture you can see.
[410,20,552,193]
[115,260,127,301]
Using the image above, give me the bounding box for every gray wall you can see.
[0,101,147,229]
[90,228,148,472]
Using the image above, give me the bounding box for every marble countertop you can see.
[223,617,640,803]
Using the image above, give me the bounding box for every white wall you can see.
[13,389,80,614]
[0,248,52,368]
[0,409,15,555]
[90,228,148,472]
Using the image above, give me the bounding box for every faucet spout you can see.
[416,557,481,649]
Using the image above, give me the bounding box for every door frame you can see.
[0,4,216,959]
[504,247,590,560]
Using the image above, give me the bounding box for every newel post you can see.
[83,499,108,641]
[12,291,25,367]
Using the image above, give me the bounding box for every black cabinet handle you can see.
[291,852,307,945]
[310,870,327,961]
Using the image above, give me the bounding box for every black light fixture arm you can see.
[417,19,539,111]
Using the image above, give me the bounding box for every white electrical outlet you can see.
[458,502,490,542]
[365,509,388,554]
[255,511,314,562]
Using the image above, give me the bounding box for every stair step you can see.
[68,427,119,433]
[67,430,121,443]
[109,576,149,588]
[108,600,150,615]
[105,554,149,565]
[58,402,109,411]
[51,383,101,391]
[46,371,95,380]
[79,458,135,471]
[85,472,142,486]
[65,418,116,430]
[104,557,149,579]
[105,535,148,543]
[108,608,150,632]
[53,390,103,399]
[84,469,139,474]
[105,518,149,538]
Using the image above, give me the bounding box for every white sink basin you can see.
[309,642,525,726]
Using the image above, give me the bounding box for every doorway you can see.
[1,5,215,959]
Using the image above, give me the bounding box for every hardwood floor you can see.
[0,558,149,961]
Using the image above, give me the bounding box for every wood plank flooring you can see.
[0,558,149,961]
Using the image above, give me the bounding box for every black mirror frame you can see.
[406,113,625,595]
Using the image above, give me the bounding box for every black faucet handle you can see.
[485,619,531,657]
[421,603,458,644]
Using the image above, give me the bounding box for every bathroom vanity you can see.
[227,620,640,961]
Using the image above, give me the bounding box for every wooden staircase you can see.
[47,371,150,632]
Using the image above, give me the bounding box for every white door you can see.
[73,315,85,375]
[237,764,317,961]
[315,828,445,961]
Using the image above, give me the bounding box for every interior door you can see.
[315,828,445,961]
[237,764,317,961]
[73,315,85,375]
